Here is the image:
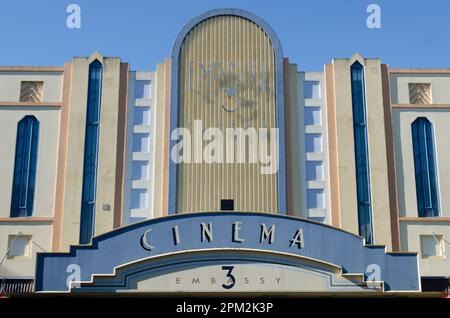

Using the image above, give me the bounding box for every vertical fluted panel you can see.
[177,15,277,213]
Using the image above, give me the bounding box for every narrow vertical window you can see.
[411,117,439,217]
[80,60,103,244]
[11,116,39,217]
[350,61,374,244]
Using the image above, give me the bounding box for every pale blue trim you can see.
[168,8,286,214]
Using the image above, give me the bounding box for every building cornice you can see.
[0,217,54,223]
[389,68,450,74]
[391,103,450,109]
[0,66,64,72]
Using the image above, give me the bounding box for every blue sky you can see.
[1,0,450,71]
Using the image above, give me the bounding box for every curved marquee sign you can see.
[36,212,420,292]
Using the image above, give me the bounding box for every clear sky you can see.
[1,0,450,71]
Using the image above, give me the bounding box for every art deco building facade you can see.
[0,8,449,294]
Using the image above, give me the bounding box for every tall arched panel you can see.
[169,9,286,214]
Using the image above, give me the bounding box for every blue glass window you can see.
[411,117,439,217]
[350,61,374,244]
[80,60,103,244]
[11,116,39,217]
[303,81,321,99]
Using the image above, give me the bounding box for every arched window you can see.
[411,117,439,217]
[350,61,373,244]
[11,116,39,217]
[80,60,103,244]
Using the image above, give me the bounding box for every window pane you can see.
[8,235,31,258]
[303,81,321,99]
[130,189,148,209]
[132,161,149,181]
[421,235,444,258]
[133,133,150,153]
[11,116,39,217]
[350,61,373,244]
[307,189,325,209]
[304,107,322,126]
[305,133,322,153]
[80,60,103,244]
[134,80,151,99]
[411,117,439,217]
[133,107,151,125]
[306,161,324,181]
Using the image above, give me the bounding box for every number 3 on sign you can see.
[221,266,236,290]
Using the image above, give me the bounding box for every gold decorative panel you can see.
[409,83,432,104]
[176,15,278,213]
[20,81,44,102]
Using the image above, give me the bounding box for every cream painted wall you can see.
[392,107,450,276]
[60,55,122,251]
[152,61,170,218]
[390,74,450,104]
[333,59,359,235]
[392,109,450,218]
[0,72,63,102]
[0,108,60,218]
[364,59,392,248]
[332,56,392,248]
[285,64,301,217]
[60,58,89,250]
[0,223,53,277]
[94,57,121,236]
[400,221,450,277]
[0,72,61,280]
